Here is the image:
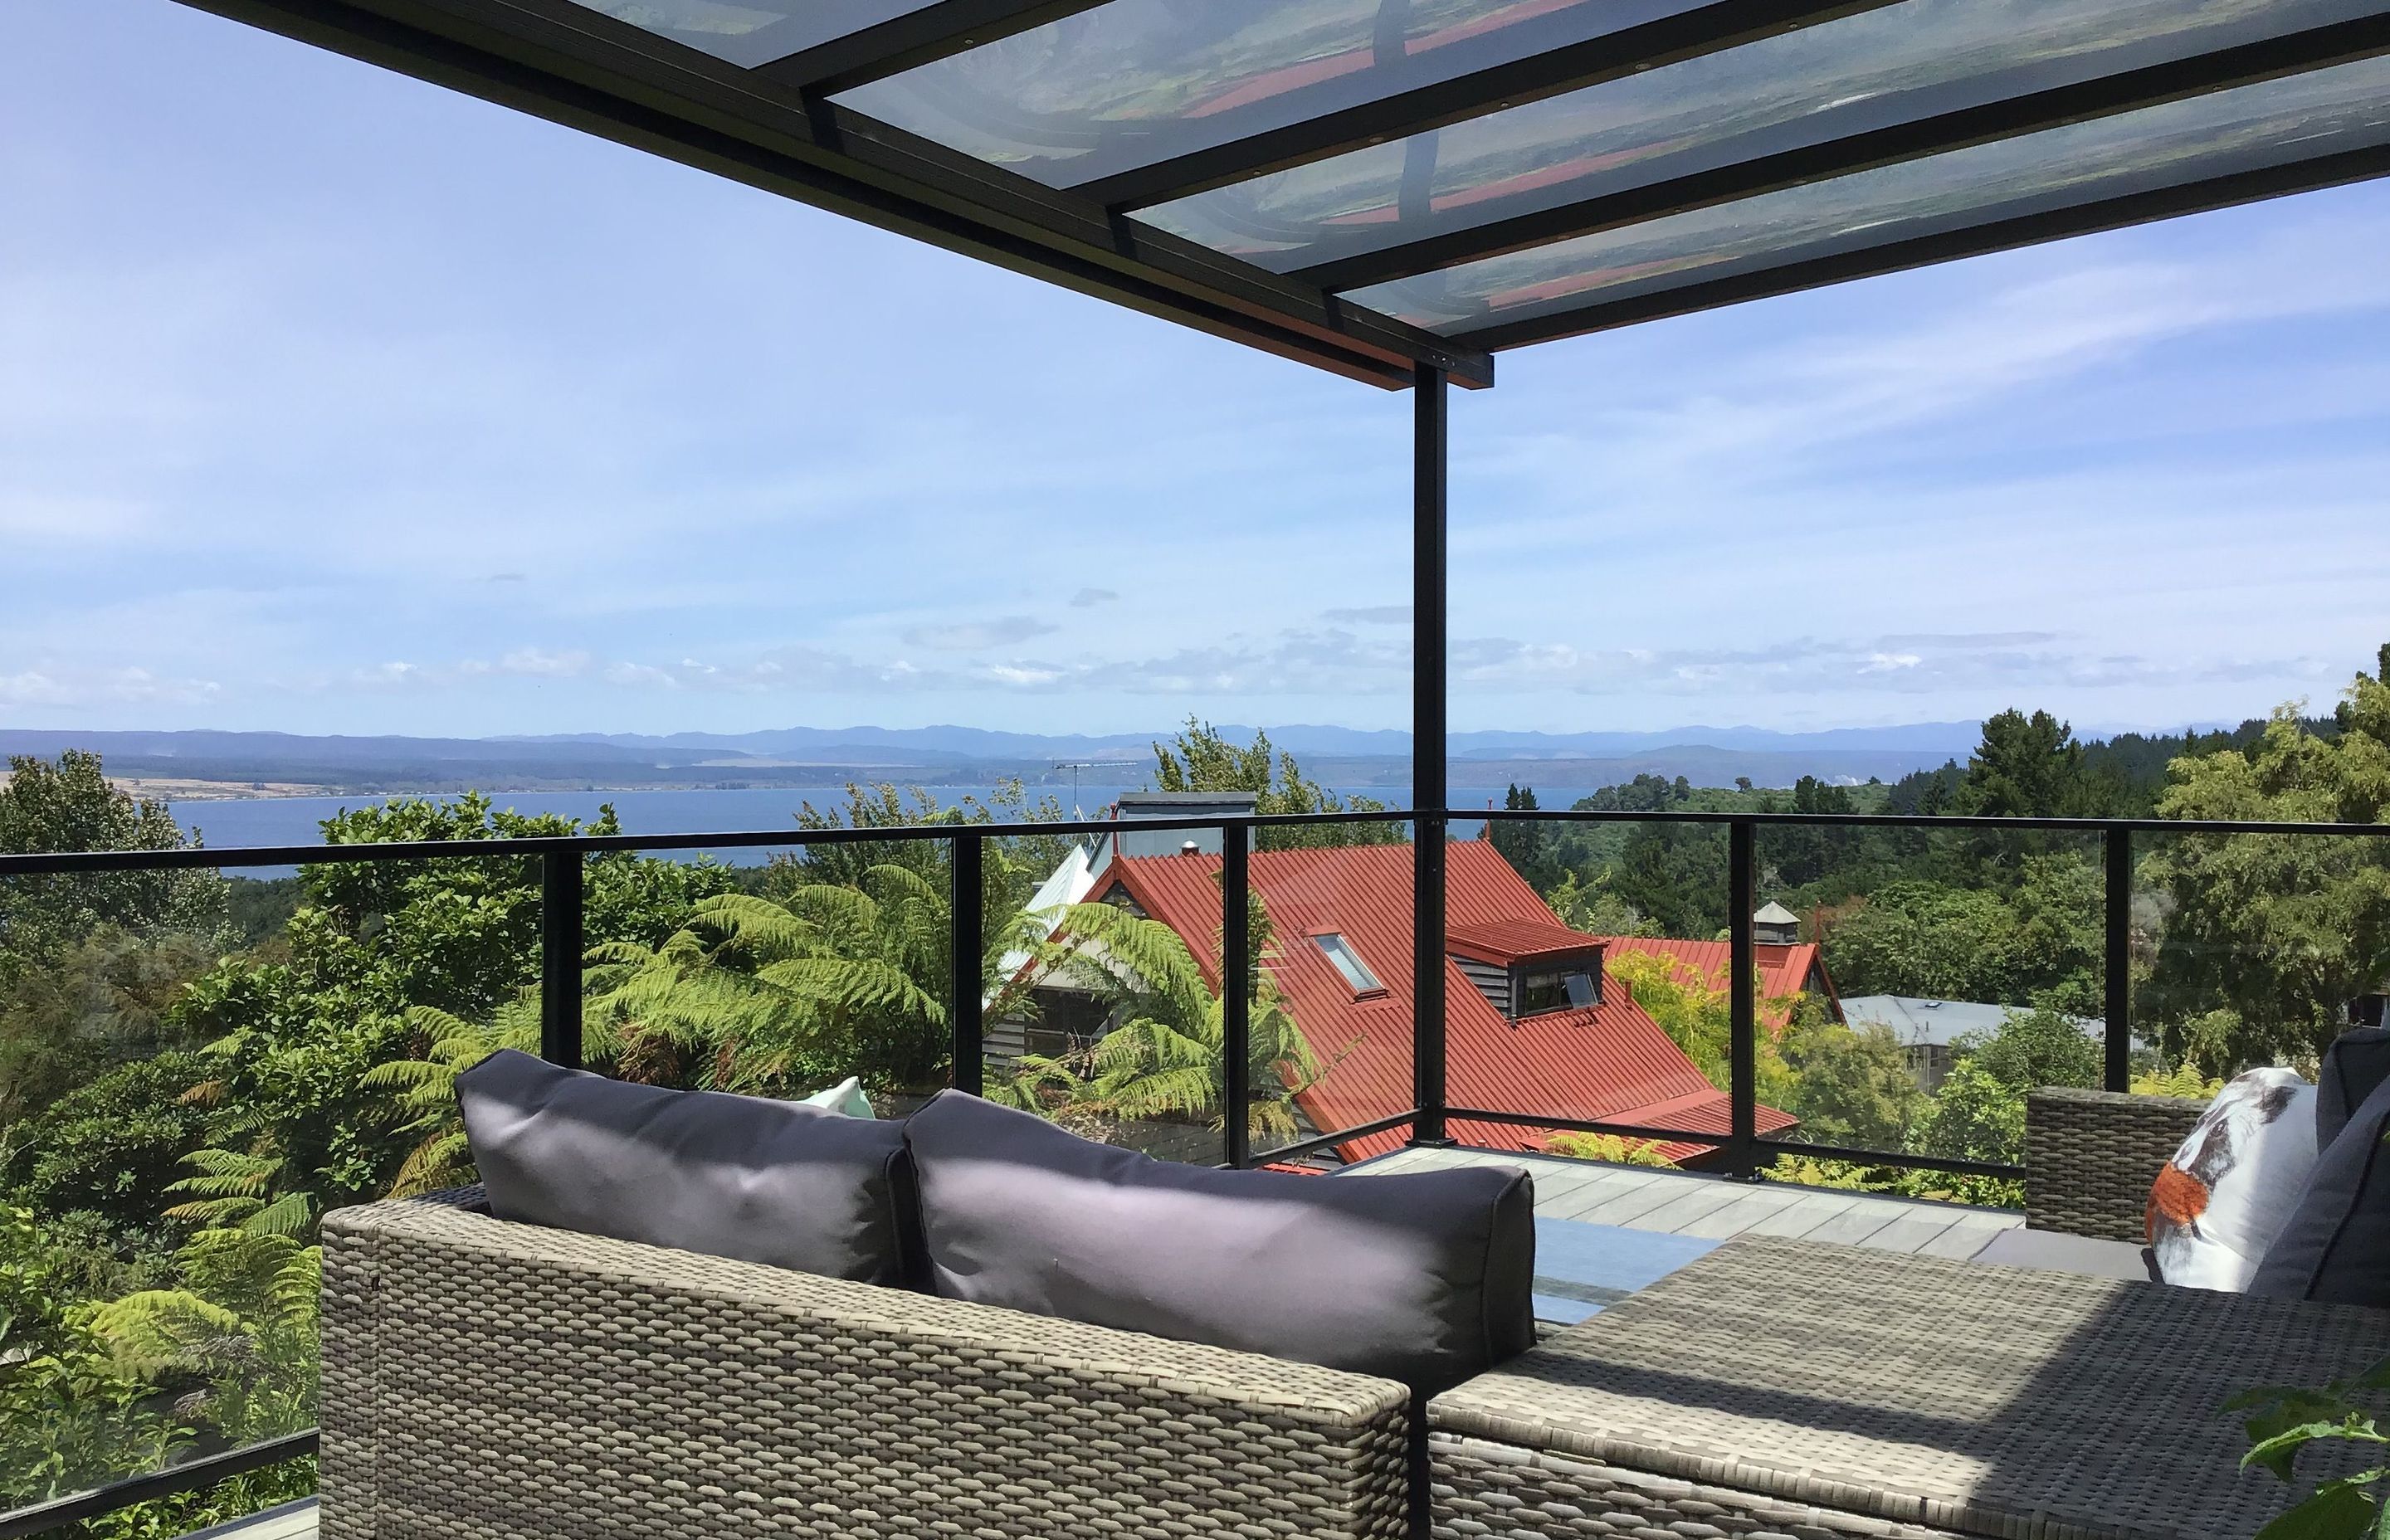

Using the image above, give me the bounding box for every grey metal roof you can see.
[1842,994,2104,1049]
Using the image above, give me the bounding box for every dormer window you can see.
[1314,933,1383,994]
[1516,957,1600,1016]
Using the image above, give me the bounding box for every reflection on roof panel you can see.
[1343,53,2390,337]
[1137,0,2388,274]
[835,0,1695,189]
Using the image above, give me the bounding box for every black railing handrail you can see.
[5,805,2384,878]
[1471,807,2390,836]
[10,802,2386,1533]
[0,807,1417,877]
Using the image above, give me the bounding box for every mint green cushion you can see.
[799,1076,874,1119]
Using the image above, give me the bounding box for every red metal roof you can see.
[1094,841,1795,1165]
[1444,918,1602,966]
[1591,937,1836,1005]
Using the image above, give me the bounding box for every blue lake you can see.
[169,783,1559,874]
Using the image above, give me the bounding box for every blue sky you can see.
[4,1,2388,742]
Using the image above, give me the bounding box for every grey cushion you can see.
[456,1050,922,1288]
[2251,1065,2390,1306]
[2318,1027,2390,1150]
[1971,1226,2159,1284]
[901,1089,1534,1394]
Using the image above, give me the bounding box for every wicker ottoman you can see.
[1427,1234,2390,1540]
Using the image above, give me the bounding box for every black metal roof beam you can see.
[1446,141,2390,353]
[1071,0,1904,212]
[754,1,1111,98]
[166,0,1490,389]
[1297,12,2390,292]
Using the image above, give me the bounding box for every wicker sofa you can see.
[317,1189,1411,1539]
[316,1088,2355,1540]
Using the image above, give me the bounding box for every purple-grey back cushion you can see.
[2252,1066,2390,1306]
[2317,1027,2390,1151]
[901,1089,1534,1394]
[456,1050,922,1288]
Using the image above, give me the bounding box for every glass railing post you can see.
[2105,825,2133,1092]
[1728,818,1758,1178]
[1222,826,1251,1169]
[539,847,584,1067]
[950,831,984,1095]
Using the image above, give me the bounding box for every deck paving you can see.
[1338,1147,2022,1255]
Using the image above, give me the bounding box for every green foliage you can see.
[364,996,543,1196]
[1544,1132,1674,1167]
[787,780,1069,910]
[7,1054,214,1235]
[2140,653,2390,1067]
[1913,1007,2102,1172]
[1543,869,1656,937]
[2229,1352,2390,1540]
[0,1206,178,1506]
[990,895,1325,1148]
[0,927,217,1126]
[0,753,228,987]
[1778,1010,1924,1152]
[1818,859,2102,1014]
[223,877,305,948]
[1151,719,1402,850]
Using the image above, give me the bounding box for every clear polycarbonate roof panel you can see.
[1138,0,2388,274]
[1343,52,2390,336]
[564,0,934,68]
[833,0,1714,191]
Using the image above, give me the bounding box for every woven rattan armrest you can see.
[2025,1086,2207,1242]
[319,1191,1408,1539]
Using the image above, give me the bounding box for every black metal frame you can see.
[8,803,2388,1530]
[166,0,1490,391]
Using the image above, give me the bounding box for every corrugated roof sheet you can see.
[1445,917,1602,965]
[1096,841,1793,1166]
[1592,936,1834,1004]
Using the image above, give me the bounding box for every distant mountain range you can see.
[0,722,2002,797]
[498,721,1993,763]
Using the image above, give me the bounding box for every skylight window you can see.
[1314,933,1383,994]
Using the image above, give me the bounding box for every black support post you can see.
[539,849,583,1067]
[950,832,985,1095]
[1222,831,1252,1169]
[2105,826,2133,1092]
[1728,819,1758,1178]
[1411,364,1452,1148]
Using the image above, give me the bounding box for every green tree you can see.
[1489,785,1563,893]
[1956,709,2097,821]
[0,752,228,984]
[1912,1007,2103,1168]
[1151,719,1402,850]
[1610,822,1729,938]
[1820,881,2018,1003]
[2142,648,2390,1068]
[1778,1008,1924,1151]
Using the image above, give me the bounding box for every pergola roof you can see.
[181,0,2390,387]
